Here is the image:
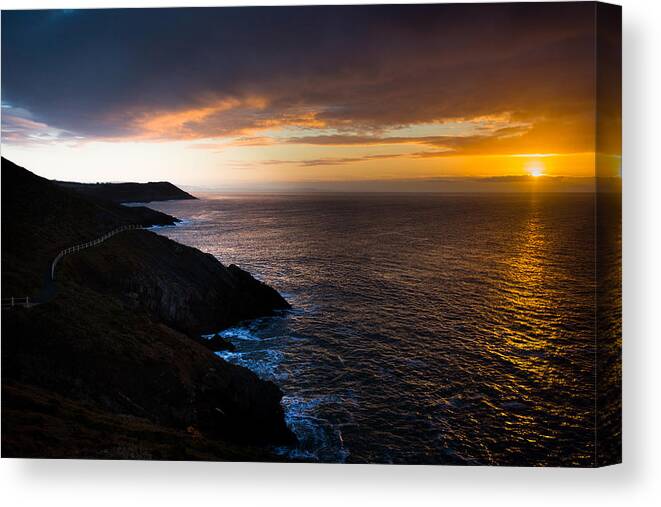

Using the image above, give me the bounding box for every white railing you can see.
[1,296,33,309]
[3,224,144,310]
[50,224,143,280]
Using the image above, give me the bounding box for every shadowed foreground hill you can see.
[1,158,295,460]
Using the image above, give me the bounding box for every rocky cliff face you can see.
[2,286,296,456]
[1,158,296,460]
[60,230,290,336]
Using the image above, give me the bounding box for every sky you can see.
[1,4,621,191]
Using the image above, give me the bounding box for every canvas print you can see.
[1,2,621,466]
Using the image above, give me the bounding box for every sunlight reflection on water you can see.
[149,193,618,466]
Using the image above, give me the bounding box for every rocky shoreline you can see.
[1,157,296,460]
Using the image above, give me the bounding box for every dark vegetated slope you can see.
[2,382,289,461]
[2,285,294,455]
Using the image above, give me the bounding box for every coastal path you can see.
[2,224,143,309]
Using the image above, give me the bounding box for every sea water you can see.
[149,192,620,465]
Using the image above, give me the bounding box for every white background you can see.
[1,0,659,505]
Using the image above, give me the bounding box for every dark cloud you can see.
[282,125,543,156]
[297,153,408,167]
[281,120,604,158]
[1,4,619,154]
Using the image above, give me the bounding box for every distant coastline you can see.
[56,179,197,204]
[179,176,622,194]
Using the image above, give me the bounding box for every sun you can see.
[526,161,545,177]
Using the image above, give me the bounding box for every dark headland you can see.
[56,179,197,204]
[1,157,295,460]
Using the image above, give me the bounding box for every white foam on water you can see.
[215,348,288,382]
[278,395,350,463]
[219,327,263,341]
[216,325,349,462]
[147,218,192,232]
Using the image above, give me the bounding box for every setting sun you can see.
[526,161,545,177]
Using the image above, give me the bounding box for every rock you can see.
[63,230,291,337]
[199,334,236,352]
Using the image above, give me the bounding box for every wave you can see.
[215,323,349,462]
[277,395,350,462]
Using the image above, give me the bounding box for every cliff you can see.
[1,158,295,460]
[63,231,290,337]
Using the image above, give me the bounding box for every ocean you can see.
[148,192,620,466]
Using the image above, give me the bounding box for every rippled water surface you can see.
[150,193,617,465]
